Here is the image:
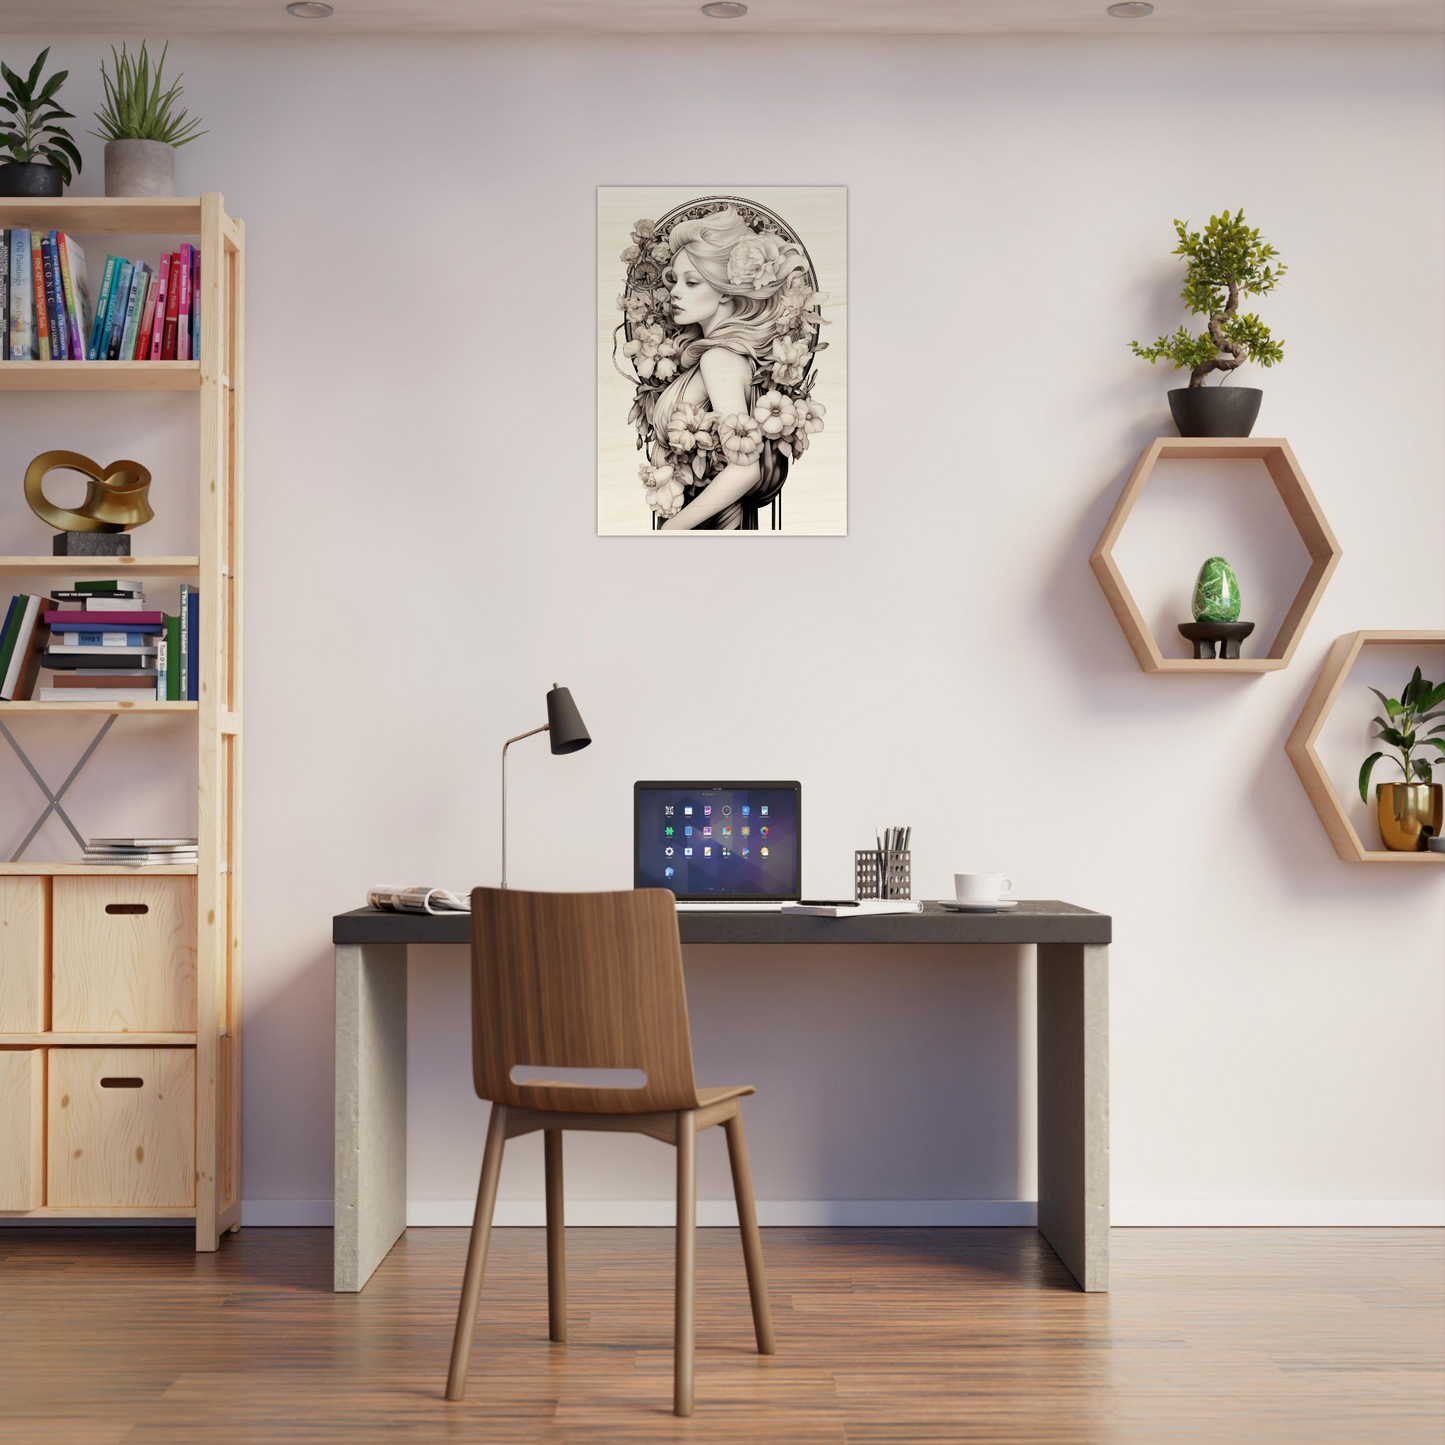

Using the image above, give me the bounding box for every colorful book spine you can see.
[133,270,158,360]
[10,230,33,359]
[57,234,89,361]
[119,264,150,363]
[2,596,46,701]
[42,234,66,360]
[179,583,191,701]
[30,233,50,362]
[52,630,158,645]
[45,610,164,627]
[186,587,199,702]
[161,253,180,359]
[0,596,21,679]
[147,254,171,359]
[0,229,8,359]
[88,254,119,359]
[176,245,193,363]
[190,249,200,358]
[104,260,134,361]
[165,614,181,701]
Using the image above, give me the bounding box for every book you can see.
[38,687,161,702]
[164,613,181,701]
[134,268,159,359]
[44,650,157,670]
[50,632,158,648]
[161,253,180,359]
[184,585,199,702]
[176,244,193,362]
[57,596,148,612]
[41,234,65,359]
[119,263,150,362]
[780,901,923,918]
[104,260,134,360]
[190,248,200,358]
[147,253,171,359]
[9,230,34,359]
[57,233,89,360]
[49,589,145,601]
[73,579,129,593]
[90,837,198,848]
[82,851,197,865]
[30,232,49,362]
[88,254,119,359]
[0,596,22,680]
[0,228,7,356]
[51,672,157,688]
[1,595,44,700]
[45,610,164,627]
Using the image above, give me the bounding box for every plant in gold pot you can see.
[1359,668,1445,851]
[91,41,205,198]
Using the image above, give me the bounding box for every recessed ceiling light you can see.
[1107,2,1154,15]
[701,2,748,17]
[286,2,334,16]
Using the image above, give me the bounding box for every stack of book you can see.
[2,230,199,362]
[0,580,200,702]
[83,837,198,867]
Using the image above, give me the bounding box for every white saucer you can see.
[935,899,1018,912]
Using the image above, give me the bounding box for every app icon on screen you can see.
[760,825,769,837]
[684,848,692,856]
[664,805,674,816]
[703,805,712,816]
[742,805,750,816]
[665,826,674,836]
[704,846,712,857]
[703,826,711,836]
[684,826,693,837]
[741,847,750,857]
[741,826,750,837]
[684,806,693,815]
[760,847,769,857]
[722,806,731,816]
[665,847,674,856]
[722,826,730,836]
[722,849,731,857]
[665,866,675,878]
[760,805,768,815]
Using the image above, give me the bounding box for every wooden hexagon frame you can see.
[1090,437,1343,674]
[1286,630,1445,865]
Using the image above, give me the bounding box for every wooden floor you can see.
[0,1226,1440,1444]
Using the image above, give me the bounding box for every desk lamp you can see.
[500,685,591,888]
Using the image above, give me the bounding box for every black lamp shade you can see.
[546,685,591,755]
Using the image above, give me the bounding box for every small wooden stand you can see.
[1177,620,1256,660]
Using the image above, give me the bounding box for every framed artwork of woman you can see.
[598,187,847,535]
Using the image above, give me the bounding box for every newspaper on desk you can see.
[367,886,472,915]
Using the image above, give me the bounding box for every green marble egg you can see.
[1192,556,1241,623]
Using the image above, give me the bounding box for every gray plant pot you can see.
[104,139,176,198]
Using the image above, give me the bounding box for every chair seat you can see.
[696,1085,754,1107]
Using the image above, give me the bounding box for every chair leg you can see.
[723,1110,776,1355]
[445,1104,508,1402]
[674,1109,697,1418]
[544,1128,566,1343]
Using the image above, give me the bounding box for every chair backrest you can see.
[469,887,702,1115]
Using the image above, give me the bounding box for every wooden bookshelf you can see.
[0,194,243,1249]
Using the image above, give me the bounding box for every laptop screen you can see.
[634,781,801,900]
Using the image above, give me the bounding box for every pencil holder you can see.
[855,849,911,902]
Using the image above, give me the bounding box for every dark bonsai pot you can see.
[0,161,64,198]
[1168,386,1263,438]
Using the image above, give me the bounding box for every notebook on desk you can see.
[635,781,801,910]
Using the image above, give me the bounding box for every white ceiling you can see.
[4,0,1443,36]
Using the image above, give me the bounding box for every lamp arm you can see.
[500,724,550,889]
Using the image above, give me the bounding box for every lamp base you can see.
[53,532,131,556]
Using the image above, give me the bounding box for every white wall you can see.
[2,32,1441,1227]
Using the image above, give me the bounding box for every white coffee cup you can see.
[954,872,1013,905]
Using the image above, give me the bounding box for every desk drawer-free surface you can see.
[0,1048,45,1209]
[48,1047,195,1207]
[51,876,197,1033]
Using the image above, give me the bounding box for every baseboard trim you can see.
[1113,1199,1445,1227]
[227,1198,1445,1230]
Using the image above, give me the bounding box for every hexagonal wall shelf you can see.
[1090,437,1343,673]
[1286,630,1445,865]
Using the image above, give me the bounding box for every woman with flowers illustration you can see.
[615,203,826,531]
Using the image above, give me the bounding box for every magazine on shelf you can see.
[367,886,472,915]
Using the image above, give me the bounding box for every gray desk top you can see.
[333,899,1109,947]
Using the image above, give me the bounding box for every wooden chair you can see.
[445,886,776,1417]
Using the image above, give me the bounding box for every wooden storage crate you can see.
[48,1048,195,1208]
[51,876,197,1033]
[0,1049,45,1210]
[0,876,49,1031]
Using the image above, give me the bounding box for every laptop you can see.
[634,781,801,910]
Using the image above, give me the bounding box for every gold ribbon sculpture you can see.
[24,450,154,534]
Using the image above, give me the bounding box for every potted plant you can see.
[0,48,82,197]
[1131,210,1285,438]
[91,42,205,199]
[1359,667,1445,851]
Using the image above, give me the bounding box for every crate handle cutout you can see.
[510,1065,647,1089]
[99,1076,144,1088]
[105,903,149,915]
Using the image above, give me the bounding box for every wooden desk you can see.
[332,900,1110,1294]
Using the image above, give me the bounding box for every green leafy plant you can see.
[1359,668,1445,801]
[0,48,83,183]
[90,42,205,148]
[1131,210,1285,388]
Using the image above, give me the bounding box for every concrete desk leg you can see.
[335,943,409,1292]
[1036,942,1109,1292]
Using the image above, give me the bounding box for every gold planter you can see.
[1376,782,1444,852]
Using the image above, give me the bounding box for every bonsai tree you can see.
[1131,210,1285,388]
[1359,667,1445,801]
[0,48,83,184]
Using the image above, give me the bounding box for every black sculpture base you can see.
[1178,620,1256,660]
[53,532,131,556]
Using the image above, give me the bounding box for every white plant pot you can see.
[104,140,176,198]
